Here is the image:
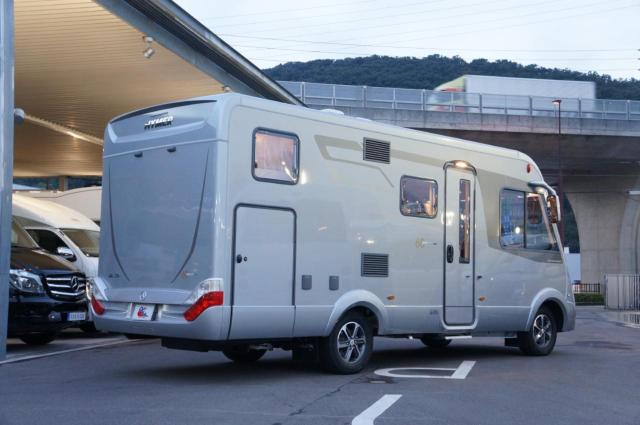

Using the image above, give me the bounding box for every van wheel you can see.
[20,332,57,345]
[80,323,99,334]
[320,312,373,374]
[518,306,557,356]
[420,335,451,349]
[222,346,267,363]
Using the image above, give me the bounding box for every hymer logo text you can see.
[144,114,174,130]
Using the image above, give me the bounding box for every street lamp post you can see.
[552,99,564,247]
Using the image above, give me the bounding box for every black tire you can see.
[518,306,558,356]
[20,332,57,346]
[420,335,452,349]
[222,346,267,363]
[80,323,99,334]
[319,312,373,374]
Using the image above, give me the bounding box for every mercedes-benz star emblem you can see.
[70,277,80,292]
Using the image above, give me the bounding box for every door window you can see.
[458,179,471,263]
[253,129,299,184]
[26,229,69,254]
[526,194,557,250]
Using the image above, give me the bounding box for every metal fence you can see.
[573,283,602,294]
[605,274,640,310]
[278,81,640,121]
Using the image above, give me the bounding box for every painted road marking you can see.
[352,394,402,425]
[374,360,476,380]
[0,338,134,365]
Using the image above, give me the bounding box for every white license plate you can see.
[132,304,155,321]
[67,311,86,322]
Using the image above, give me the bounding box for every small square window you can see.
[253,129,299,184]
[400,176,438,218]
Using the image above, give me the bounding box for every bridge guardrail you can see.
[278,81,640,121]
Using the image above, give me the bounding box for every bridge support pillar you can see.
[565,176,640,284]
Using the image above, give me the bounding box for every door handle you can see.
[236,254,247,264]
[446,245,454,263]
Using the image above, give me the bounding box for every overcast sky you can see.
[175,0,639,80]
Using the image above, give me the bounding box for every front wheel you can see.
[319,312,373,374]
[518,306,558,356]
[20,332,57,345]
[222,346,267,363]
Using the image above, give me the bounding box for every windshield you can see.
[62,229,100,257]
[11,219,38,249]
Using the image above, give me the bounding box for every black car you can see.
[9,219,88,345]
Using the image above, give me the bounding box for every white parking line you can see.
[374,360,476,380]
[0,339,133,365]
[352,394,402,425]
[450,361,476,379]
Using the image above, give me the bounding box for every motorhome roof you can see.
[12,194,99,231]
[107,92,536,169]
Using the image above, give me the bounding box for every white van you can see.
[20,187,102,225]
[93,93,575,374]
[12,194,100,278]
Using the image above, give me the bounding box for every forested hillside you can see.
[264,55,640,100]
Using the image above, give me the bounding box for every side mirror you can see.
[56,246,76,262]
[548,195,561,223]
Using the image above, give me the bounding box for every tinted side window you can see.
[500,189,525,248]
[27,229,68,254]
[400,176,437,218]
[253,129,299,184]
[459,179,471,263]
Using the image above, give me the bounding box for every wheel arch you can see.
[526,288,569,332]
[323,290,388,336]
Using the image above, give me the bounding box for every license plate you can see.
[67,311,86,322]
[132,304,155,321]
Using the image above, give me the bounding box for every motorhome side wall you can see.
[21,187,103,224]
[223,97,567,338]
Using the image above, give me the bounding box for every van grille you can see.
[44,275,87,301]
[361,253,389,277]
[363,139,390,164]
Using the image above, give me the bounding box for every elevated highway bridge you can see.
[282,81,640,285]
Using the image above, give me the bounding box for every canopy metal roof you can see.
[14,0,300,177]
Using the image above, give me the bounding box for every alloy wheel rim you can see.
[337,321,366,363]
[533,314,553,346]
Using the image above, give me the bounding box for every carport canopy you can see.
[14,0,300,177]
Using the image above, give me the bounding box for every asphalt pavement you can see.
[1,307,639,425]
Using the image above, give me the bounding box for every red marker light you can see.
[527,163,532,173]
[91,296,105,316]
[184,291,224,322]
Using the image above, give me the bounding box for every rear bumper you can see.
[8,297,88,336]
[92,300,229,341]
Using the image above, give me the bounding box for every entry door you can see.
[229,206,295,339]
[444,167,476,326]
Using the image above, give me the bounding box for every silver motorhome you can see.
[93,93,575,373]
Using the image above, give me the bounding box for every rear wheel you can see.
[20,332,57,345]
[222,346,267,363]
[420,335,451,349]
[518,306,557,356]
[319,312,373,374]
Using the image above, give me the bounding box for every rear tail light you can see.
[184,291,224,321]
[91,296,105,315]
[183,278,224,322]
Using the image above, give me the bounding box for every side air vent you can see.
[361,253,389,277]
[363,139,390,164]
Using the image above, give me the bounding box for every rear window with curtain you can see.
[253,129,299,184]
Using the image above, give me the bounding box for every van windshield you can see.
[12,220,38,249]
[62,229,100,257]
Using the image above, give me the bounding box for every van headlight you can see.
[9,270,45,295]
